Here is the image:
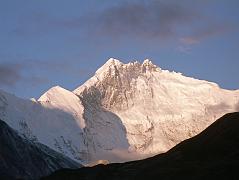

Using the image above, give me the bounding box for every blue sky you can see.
[0,0,239,98]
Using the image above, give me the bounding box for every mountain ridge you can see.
[0,58,238,164]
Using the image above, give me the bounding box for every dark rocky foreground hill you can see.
[0,120,80,180]
[43,112,239,180]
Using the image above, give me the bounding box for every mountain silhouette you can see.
[44,112,239,180]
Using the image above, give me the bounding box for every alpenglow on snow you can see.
[0,58,238,164]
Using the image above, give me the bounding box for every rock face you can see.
[0,58,239,164]
[0,119,80,180]
[73,58,239,160]
[43,113,239,180]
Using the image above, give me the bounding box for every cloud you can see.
[25,59,92,77]
[0,56,93,90]
[0,62,49,88]
[180,23,235,45]
[57,0,235,46]
[179,37,200,45]
[13,0,237,49]
[0,63,22,87]
[177,22,237,54]
[13,0,199,41]
[82,1,199,39]
[176,46,192,54]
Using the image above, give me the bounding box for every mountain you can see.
[0,88,88,163]
[43,112,239,180]
[0,119,80,180]
[0,58,238,164]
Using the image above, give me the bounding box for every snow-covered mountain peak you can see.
[38,85,86,130]
[72,58,239,161]
[38,85,74,102]
[93,58,160,81]
[95,58,123,76]
[74,58,161,97]
[1,58,239,165]
[105,57,122,66]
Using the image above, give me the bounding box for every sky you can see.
[0,0,239,99]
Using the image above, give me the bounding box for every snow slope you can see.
[0,119,80,179]
[0,58,238,164]
[74,58,239,160]
[0,88,88,163]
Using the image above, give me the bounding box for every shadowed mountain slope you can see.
[44,112,239,180]
[0,120,81,180]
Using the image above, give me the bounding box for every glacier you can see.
[0,58,238,164]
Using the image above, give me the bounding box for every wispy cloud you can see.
[177,22,236,54]
[180,23,236,45]
[179,37,200,45]
[13,1,199,40]
[13,0,238,52]
[176,46,192,54]
[25,59,92,77]
[81,1,200,39]
[0,63,22,87]
[0,62,49,88]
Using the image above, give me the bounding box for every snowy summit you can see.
[0,58,238,164]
